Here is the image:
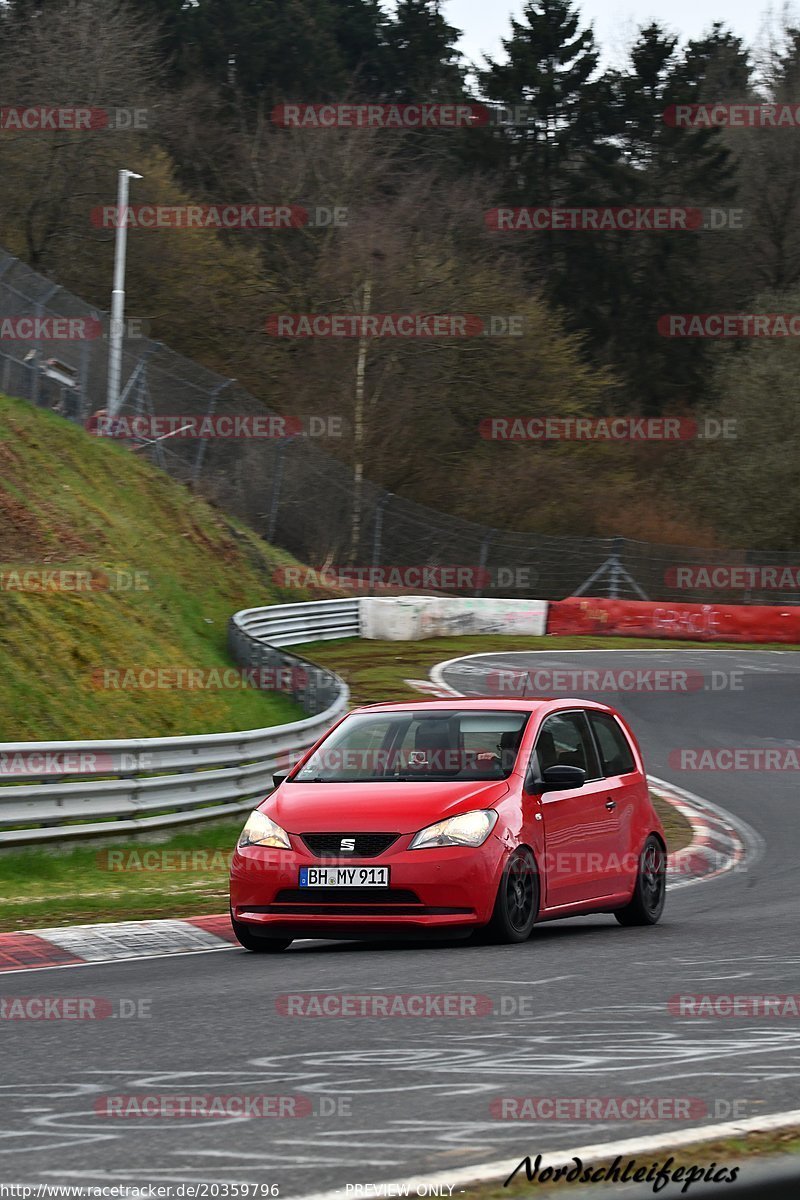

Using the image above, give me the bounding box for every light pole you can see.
[106,168,142,418]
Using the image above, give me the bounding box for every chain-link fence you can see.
[2,245,799,606]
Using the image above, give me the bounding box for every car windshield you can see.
[291,710,529,783]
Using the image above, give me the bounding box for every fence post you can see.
[193,378,235,485]
[31,284,60,406]
[267,437,291,542]
[475,529,495,597]
[609,537,623,599]
[78,322,97,421]
[371,492,393,567]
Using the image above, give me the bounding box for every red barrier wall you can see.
[546,597,800,643]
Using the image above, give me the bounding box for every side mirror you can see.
[538,764,586,792]
[272,773,288,788]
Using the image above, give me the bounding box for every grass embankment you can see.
[0,393,331,739]
[0,820,244,931]
[0,392,340,927]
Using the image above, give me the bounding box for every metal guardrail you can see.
[0,599,356,847]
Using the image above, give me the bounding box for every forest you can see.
[1,0,799,548]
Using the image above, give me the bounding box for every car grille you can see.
[274,888,420,905]
[257,888,423,915]
[301,833,399,858]
[245,890,471,917]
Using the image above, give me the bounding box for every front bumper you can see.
[230,834,505,937]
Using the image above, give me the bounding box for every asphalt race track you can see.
[1,649,798,1193]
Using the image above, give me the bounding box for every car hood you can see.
[263,778,510,835]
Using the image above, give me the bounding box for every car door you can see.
[529,710,621,908]
[586,710,642,894]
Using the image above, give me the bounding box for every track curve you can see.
[1,649,798,1193]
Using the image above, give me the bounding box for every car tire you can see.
[230,913,293,953]
[614,835,666,927]
[486,846,539,943]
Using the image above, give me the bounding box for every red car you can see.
[229,698,666,952]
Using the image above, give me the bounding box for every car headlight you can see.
[409,809,498,850]
[238,809,291,850]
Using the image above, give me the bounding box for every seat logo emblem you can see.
[340,837,356,852]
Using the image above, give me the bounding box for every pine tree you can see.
[480,0,613,204]
[331,0,389,96]
[383,0,465,100]
[595,24,743,412]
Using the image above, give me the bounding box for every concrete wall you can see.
[360,596,549,640]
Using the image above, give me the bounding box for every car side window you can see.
[531,711,601,782]
[588,712,636,776]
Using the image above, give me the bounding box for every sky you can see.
[443,0,794,70]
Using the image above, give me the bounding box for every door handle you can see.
[605,799,616,811]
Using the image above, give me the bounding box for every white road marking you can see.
[0,944,236,975]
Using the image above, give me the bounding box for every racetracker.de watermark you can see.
[659,313,800,337]
[665,102,800,127]
[0,569,149,592]
[485,667,744,694]
[93,414,344,440]
[490,1096,759,1120]
[666,565,800,589]
[265,313,523,337]
[91,205,346,229]
[93,1094,322,1118]
[271,102,490,128]
[668,748,800,770]
[485,207,744,232]
[478,417,736,441]
[0,997,151,1019]
[668,994,800,1017]
[0,750,133,776]
[90,666,315,691]
[276,993,493,1017]
[0,316,103,341]
[0,316,149,341]
[97,848,235,872]
[273,564,490,590]
[0,106,148,131]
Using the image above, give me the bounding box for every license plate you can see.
[299,866,390,888]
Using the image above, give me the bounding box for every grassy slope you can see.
[0,820,244,930]
[0,393,332,738]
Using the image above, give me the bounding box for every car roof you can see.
[350,697,619,715]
